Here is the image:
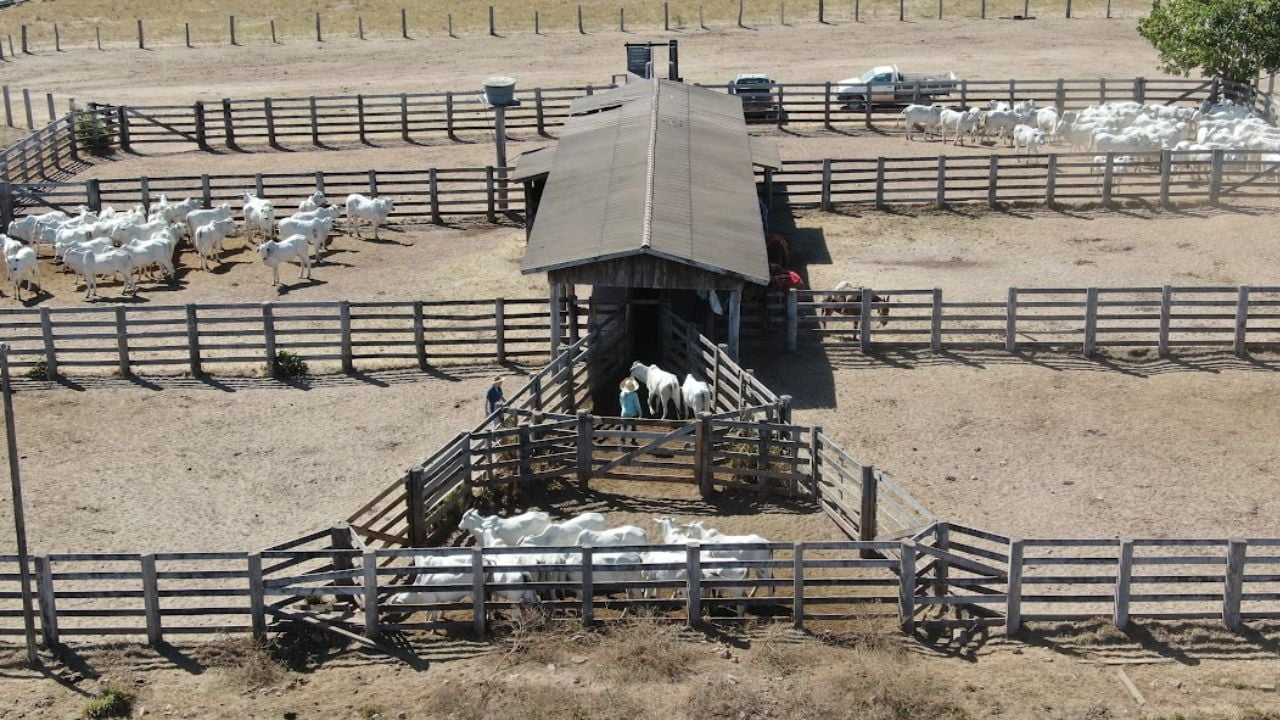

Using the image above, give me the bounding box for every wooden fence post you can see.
[368,169,378,197]
[194,102,209,151]
[445,92,455,140]
[1114,539,1133,629]
[898,541,916,632]
[980,0,986,19]
[271,20,277,44]
[39,307,58,379]
[358,16,365,40]
[1234,286,1250,357]
[899,0,905,21]
[1106,0,1111,18]
[220,98,234,148]
[262,303,277,372]
[987,155,998,207]
[0,183,13,230]
[264,98,277,147]
[1209,149,1225,204]
[738,0,746,27]
[493,297,506,363]
[619,8,625,32]
[229,15,237,46]
[356,95,367,144]
[362,550,380,640]
[1083,287,1099,357]
[339,301,353,372]
[140,554,162,645]
[19,25,28,54]
[471,547,486,637]
[1005,287,1018,352]
[136,19,145,50]
[485,166,497,223]
[859,465,878,556]
[35,556,57,647]
[580,546,594,625]
[820,158,832,211]
[786,288,798,351]
[181,304,202,375]
[200,174,212,208]
[576,411,593,490]
[686,542,702,625]
[247,553,266,639]
[1223,539,1246,631]
[792,543,805,629]
[1045,154,1057,206]
[400,94,410,143]
[412,300,427,369]
[823,81,832,130]
[1159,149,1172,209]
[309,96,319,146]
[534,88,546,136]
[578,5,586,34]
[448,14,454,37]
[695,412,712,498]
[489,6,497,36]
[3,86,11,128]
[114,307,131,376]
[1157,285,1172,356]
[930,288,943,351]
[874,157,886,209]
[1065,0,1072,18]
[936,156,946,207]
[22,89,32,129]
[1005,539,1023,635]
[44,93,54,125]
[402,8,409,38]
[316,12,323,42]
[405,470,425,546]
[1102,152,1115,206]
[52,22,60,52]
[859,290,872,352]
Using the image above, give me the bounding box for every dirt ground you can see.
[2,617,1280,720]
[2,18,1169,106]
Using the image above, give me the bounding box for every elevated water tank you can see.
[483,76,518,107]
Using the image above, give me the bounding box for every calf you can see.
[257,234,311,286]
[193,218,237,271]
[345,194,395,239]
[5,247,38,301]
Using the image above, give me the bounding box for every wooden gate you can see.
[591,419,697,482]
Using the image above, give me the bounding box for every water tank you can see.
[483,76,517,106]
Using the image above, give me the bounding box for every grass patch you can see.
[195,635,288,690]
[430,683,645,720]
[591,621,701,684]
[81,685,134,719]
[25,359,48,381]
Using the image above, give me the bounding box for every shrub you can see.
[81,685,133,719]
[74,110,114,157]
[25,359,48,381]
[268,350,308,379]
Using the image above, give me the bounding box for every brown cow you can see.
[821,281,891,331]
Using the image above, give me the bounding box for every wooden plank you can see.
[1223,539,1246,631]
[362,550,380,640]
[1005,539,1023,635]
[686,543,701,626]
[471,547,486,637]
[141,554,162,645]
[1115,539,1133,629]
[580,546,594,626]
[35,556,57,646]
[898,541,916,632]
[247,552,266,639]
[792,544,804,629]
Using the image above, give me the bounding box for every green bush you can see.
[81,685,133,719]
[25,359,48,381]
[74,110,114,157]
[268,350,308,379]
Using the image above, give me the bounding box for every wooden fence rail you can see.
[0,297,586,377]
[767,285,1280,357]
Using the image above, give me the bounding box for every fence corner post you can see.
[406,469,426,546]
[898,540,916,633]
[576,411,593,491]
[1224,539,1247,631]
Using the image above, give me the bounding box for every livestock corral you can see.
[1,6,1280,719]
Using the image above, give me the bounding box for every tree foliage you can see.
[1138,0,1280,83]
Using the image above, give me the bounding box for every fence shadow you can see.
[1018,618,1280,664]
[525,482,820,520]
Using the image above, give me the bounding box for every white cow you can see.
[458,509,552,547]
[518,513,608,546]
[685,521,775,581]
[124,233,179,282]
[681,374,712,418]
[938,108,982,146]
[298,191,327,213]
[899,104,943,141]
[256,234,311,286]
[983,110,1020,144]
[242,192,276,242]
[186,204,234,241]
[193,218,237,271]
[629,361,683,419]
[63,247,135,299]
[278,215,336,264]
[5,247,38,301]
[575,526,649,547]
[152,196,202,224]
[1011,124,1048,156]
[344,194,394,239]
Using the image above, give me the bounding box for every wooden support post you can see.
[980,0,985,19]
[549,282,562,357]
[309,97,319,146]
[3,86,11,128]
[95,27,101,51]
[201,174,212,208]
[0,184,11,233]
[356,95,367,144]
[665,2,671,29]
[938,0,943,19]
[44,93,54,125]
[686,543,702,625]
[856,0,861,21]
[445,92,455,139]
[358,16,365,40]
[137,19,145,49]
[727,289,742,361]
[406,470,425,547]
[1106,0,1111,18]
[535,10,540,34]
[700,5,706,29]
[1159,149,1172,209]
[21,89,32,129]
[489,6,497,36]
[339,301,353,372]
[316,12,323,42]
[1234,286,1250,357]
[471,547,486,637]
[792,543,805,629]
[428,167,441,223]
[874,157,886,209]
[820,158,832,210]
[229,15,237,46]
[1083,287,1099,357]
[695,412,712,498]
[1065,0,1072,18]
[1114,539,1133,629]
[1133,76,1145,104]
[253,173,264,200]
[738,0,746,27]
[115,307,130,376]
[1158,285,1172,356]
[18,25,28,54]
[580,545,594,625]
[35,556,57,647]
[516,424,532,477]
[39,307,58,379]
[1005,539,1024,635]
[220,98,234,148]
[823,81,832,130]
[493,297,506,363]
[859,465,878,556]
[619,7,625,32]
[264,98,277,147]
[576,411,592,490]
[578,5,586,34]
[141,554,162,645]
[184,304,202,375]
[930,288,943,351]
[987,155,999,207]
[899,0,905,21]
[1045,154,1057,206]
[786,288,798,352]
[534,88,545,135]
[262,303,277,373]
[898,541,916,632]
[402,8,409,38]
[1223,539,1246,631]
[936,156,946,207]
[362,550,380,640]
[859,290,872,352]
[193,102,209,151]
[448,14,454,37]
[1102,152,1115,206]
[271,20,277,44]
[932,523,950,597]
[809,425,822,500]
[1209,149,1225,204]
[368,169,378,197]
[412,300,427,369]
[247,553,266,639]
[485,166,496,223]
[1005,287,1017,352]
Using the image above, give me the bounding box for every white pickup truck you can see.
[832,65,957,109]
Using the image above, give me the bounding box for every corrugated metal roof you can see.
[749,136,783,170]
[521,79,770,287]
[511,146,556,181]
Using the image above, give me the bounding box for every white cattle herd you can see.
[629,361,713,419]
[898,99,1279,171]
[0,190,398,300]
[390,509,774,621]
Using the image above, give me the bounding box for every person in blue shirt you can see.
[619,376,642,444]
[486,376,505,419]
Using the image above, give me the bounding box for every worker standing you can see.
[486,376,505,428]
[619,377,642,444]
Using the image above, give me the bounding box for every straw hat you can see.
[620,377,639,392]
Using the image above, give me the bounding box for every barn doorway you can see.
[629,288,664,365]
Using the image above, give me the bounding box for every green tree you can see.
[1138,0,1280,83]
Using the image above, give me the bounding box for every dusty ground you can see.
[2,18,1169,105]
[2,618,1279,720]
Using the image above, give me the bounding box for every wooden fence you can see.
[0,2,1159,56]
[0,297,586,378]
[761,285,1280,356]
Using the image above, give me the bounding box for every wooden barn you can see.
[513,78,781,371]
